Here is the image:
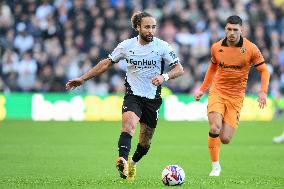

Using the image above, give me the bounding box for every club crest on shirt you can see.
[240,47,246,54]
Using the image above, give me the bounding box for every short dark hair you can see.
[226,15,242,26]
[131,11,153,31]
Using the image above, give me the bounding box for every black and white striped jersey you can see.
[109,36,179,99]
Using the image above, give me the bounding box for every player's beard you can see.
[140,34,153,43]
[228,34,241,42]
[227,35,240,45]
[228,35,236,42]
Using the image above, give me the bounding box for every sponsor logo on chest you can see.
[129,58,157,68]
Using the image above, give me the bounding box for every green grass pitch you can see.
[0,120,283,189]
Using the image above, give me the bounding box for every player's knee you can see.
[122,123,136,136]
[220,136,231,144]
[210,123,221,134]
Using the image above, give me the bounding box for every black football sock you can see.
[118,132,132,160]
[132,143,150,163]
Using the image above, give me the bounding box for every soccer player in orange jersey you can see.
[194,15,270,176]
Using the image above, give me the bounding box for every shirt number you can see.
[169,51,177,60]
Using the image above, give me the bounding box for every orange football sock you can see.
[208,134,221,162]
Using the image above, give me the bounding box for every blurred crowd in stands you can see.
[0,0,284,98]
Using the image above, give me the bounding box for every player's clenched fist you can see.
[151,75,164,86]
[194,90,204,101]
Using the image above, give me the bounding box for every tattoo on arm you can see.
[168,63,184,80]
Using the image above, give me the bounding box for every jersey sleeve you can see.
[210,44,217,64]
[108,43,126,63]
[162,43,180,67]
[251,44,265,67]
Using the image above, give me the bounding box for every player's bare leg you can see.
[121,111,140,136]
[208,112,222,176]
[128,123,155,181]
[116,111,139,179]
[220,122,236,144]
[138,123,155,147]
[208,122,236,176]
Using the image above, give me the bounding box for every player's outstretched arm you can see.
[65,77,84,90]
[66,58,113,90]
[255,63,270,109]
[151,63,184,86]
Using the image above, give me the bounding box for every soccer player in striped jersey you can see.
[194,15,270,176]
[66,11,184,181]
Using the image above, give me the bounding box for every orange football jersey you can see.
[210,37,265,110]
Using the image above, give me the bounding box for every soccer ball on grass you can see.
[161,165,185,186]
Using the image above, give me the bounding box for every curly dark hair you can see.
[131,11,153,31]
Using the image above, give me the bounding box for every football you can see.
[161,165,185,186]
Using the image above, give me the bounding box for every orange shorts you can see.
[207,92,240,128]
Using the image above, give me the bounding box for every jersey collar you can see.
[221,36,243,47]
